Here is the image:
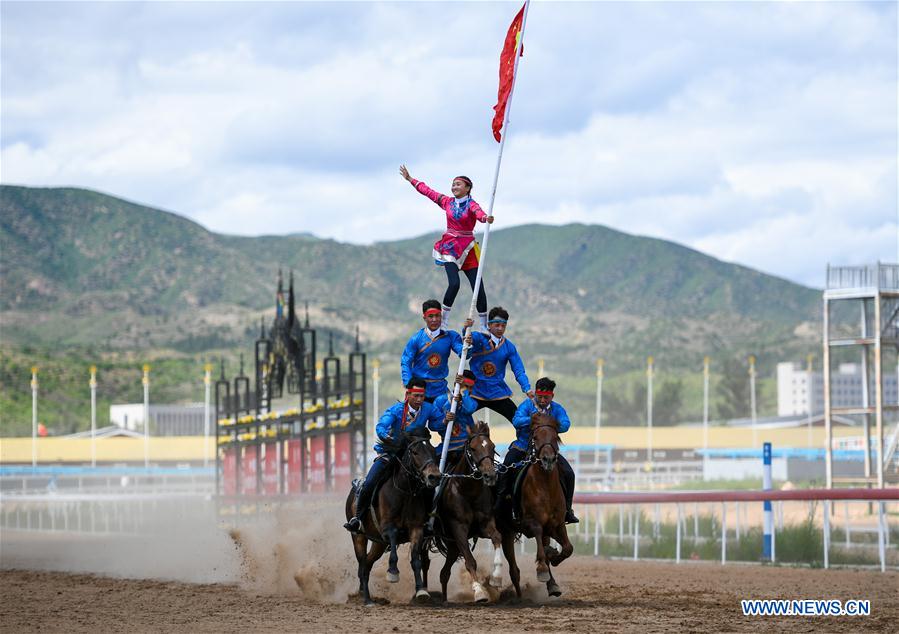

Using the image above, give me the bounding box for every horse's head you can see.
[403,429,441,488]
[463,420,496,486]
[530,413,560,472]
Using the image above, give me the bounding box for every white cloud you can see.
[1,1,895,288]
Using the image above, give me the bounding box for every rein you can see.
[392,437,435,494]
[529,423,560,464]
[442,431,494,481]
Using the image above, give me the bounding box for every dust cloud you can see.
[1,496,533,605]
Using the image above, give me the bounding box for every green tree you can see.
[604,379,683,426]
[716,357,750,421]
[654,379,684,426]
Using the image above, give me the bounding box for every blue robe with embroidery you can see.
[400,328,464,398]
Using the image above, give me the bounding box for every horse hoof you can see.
[386,570,400,583]
[547,581,562,597]
[536,570,550,583]
[414,589,431,604]
[473,582,489,603]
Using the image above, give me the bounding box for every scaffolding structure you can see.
[824,262,899,488]
[214,273,367,505]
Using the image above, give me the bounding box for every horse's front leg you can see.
[526,520,550,583]
[384,525,401,583]
[451,522,488,603]
[501,530,522,598]
[439,541,459,601]
[550,523,574,567]
[486,521,504,587]
[361,538,386,605]
[420,541,431,596]
[409,526,430,603]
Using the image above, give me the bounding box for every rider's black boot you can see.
[344,486,369,534]
[343,516,363,533]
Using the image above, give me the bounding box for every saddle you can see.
[510,463,531,517]
[504,463,568,521]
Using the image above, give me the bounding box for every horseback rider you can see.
[496,377,579,524]
[399,165,494,331]
[430,370,479,467]
[344,378,443,534]
[468,306,533,423]
[401,299,472,403]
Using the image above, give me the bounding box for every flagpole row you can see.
[437,0,532,479]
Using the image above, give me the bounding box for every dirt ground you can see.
[2,558,896,633]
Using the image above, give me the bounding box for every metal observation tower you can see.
[823,262,899,488]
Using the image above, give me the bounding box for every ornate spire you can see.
[287,270,296,327]
[328,331,334,356]
[304,300,310,328]
[355,325,360,352]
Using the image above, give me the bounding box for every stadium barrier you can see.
[571,488,898,572]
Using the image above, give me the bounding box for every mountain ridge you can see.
[0,184,819,369]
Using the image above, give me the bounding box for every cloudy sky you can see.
[2,1,896,287]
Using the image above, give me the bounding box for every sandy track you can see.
[2,558,896,633]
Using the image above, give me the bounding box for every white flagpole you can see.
[437,1,532,478]
[204,363,212,468]
[143,364,151,469]
[90,366,97,468]
[31,366,38,468]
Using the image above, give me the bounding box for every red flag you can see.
[492,3,525,142]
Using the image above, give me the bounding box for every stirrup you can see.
[344,517,364,534]
[565,509,579,525]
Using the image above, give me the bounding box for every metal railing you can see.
[0,492,209,536]
[827,263,899,292]
[571,488,898,572]
[0,466,215,495]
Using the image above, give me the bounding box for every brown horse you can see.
[499,413,574,598]
[345,430,441,605]
[432,420,502,603]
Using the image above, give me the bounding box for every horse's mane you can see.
[405,426,431,441]
[530,413,563,445]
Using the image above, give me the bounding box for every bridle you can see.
[461,430,496,479]
[395,436,436,491]
[443,429,496,481]
[528,423,560,463]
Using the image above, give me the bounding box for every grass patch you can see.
[564,506,887,566]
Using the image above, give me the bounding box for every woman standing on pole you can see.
[400,165,493,331]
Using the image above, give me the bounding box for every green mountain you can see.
[0,185,821,433]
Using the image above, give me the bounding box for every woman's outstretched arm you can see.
[400,164,446,207]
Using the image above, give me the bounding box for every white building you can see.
[110,403,206,436]
[777,362,898,416]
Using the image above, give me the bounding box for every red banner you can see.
[333,432,352,492]
[492,3,526,142]
[241,445,258,495]
[263,443,279,495]
[286,439,303,494]
[222,448,237,496]
[308,435,327,493]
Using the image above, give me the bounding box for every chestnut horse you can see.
[431,421,502,603]
[345,430,441,605]
[498,413,574,598]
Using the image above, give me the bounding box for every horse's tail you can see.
[426,519,457,559]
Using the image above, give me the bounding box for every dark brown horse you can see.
[432,420,502,603]
[345,430,441,605]
[499,413,574,598]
